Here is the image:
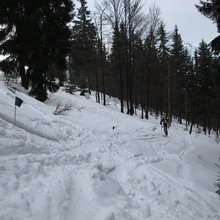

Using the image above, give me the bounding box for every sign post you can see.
[14,96,23,126]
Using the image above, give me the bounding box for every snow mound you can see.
[0,78,220,220]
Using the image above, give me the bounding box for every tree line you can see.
[68,0,220,137]
[0,0,220,137]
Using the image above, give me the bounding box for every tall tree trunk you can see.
[217,116,219,138]
[19,60,29,89]
[217,114,219,138]
[140,71,144,119]
[185,89,188,128]
[115,21,124,113]
[189,95,195,135]
[129,39,135,115]
[119,69,124,113]
[179,103,182,124]
[30,70,47,101]
[125,36,130,114]
[160,92,163,117]
[167,63,171,122]
[124,2,130,115]
[203,115,207,135]
[95,62,100,103]
[87,70,91,94]
[145,68,151,120]
[100,15,106,106]
[208,117,211,135]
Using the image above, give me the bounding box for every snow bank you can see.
[0,78,220,220]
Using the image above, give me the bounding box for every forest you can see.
[0,0,219,137]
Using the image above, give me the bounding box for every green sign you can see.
[15,96,23,107]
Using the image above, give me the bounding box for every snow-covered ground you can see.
[0,73,220,220]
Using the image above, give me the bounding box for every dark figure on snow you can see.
[160,117,169,136]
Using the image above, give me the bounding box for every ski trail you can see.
[94,123,220,220]
[1,84,220,220]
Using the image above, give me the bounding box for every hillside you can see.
[0,73,220,220]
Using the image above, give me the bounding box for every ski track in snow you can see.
[0,80,220,220]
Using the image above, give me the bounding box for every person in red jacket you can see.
[160,117,169,136]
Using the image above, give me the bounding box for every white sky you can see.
[87,0,218,49]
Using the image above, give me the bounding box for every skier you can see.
[160,116,169,136]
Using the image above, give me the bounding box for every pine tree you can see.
[212,55,220,137]
[132,35,145,118]
[196,0,220,53]
[110,22,126,113]
[157,22,170,116]
[182,48,194,127]
[195,40,214,134]
[0,0,74,101]
[196,0,220,195]
[170,25,185,77]
[144,27,159,119]
[69,0,97,92]
[170,25,186,123]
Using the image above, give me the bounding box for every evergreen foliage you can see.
[195,41,214,134]
[157,22,170,116]
[170,25,186,123]
[196,0,220,53]
[144,27,159,119]
[0,0,74,100]
[69,0,97,91]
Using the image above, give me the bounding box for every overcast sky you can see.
[87,0,218,50]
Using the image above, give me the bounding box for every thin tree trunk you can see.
[88,71,91,94]
[100,14,106,106]
[140,71,144,119]
[31,70,47,101]
[95,62,100,103]
[145,68,151,120]
[203,115,207,135]
[129,38,135,115]
[208,118,211,135]
[189,95,195,135]
[185,89,188,128]
[125,38,130,114]
[179,103,182,124]
[115,22,124,113]
[217,115,219,138]
[167,63,171,123]
[19,60,29,89]
[124,2,130,115]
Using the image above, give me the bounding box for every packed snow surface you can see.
[0,74,220,220]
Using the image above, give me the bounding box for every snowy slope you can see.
[0,73,220,220]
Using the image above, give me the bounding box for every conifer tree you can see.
[157,22,170,116]
[0,0,74,101]
[110,22,126,113]
[182,48,194,126]
[144,27,159,119]
[69,0,97,92]
[195,40,214,134]
[196,0,220,53]
[170,25,185,123]
[196,0,220,196]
